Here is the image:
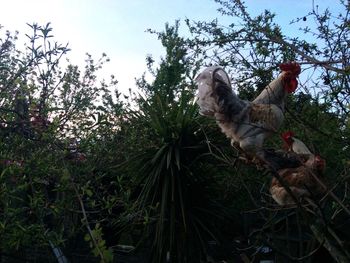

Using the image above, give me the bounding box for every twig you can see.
[310,222,350,263]
[309,172,350,217]
[71,180,106,263]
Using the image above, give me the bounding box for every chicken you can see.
[270,154,326,206]
[281,131,313,156]
[196,62,301,166]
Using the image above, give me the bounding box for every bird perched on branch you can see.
[270,154,326,206]
[196,62,301,167]
[270,133,327,206]
[282,131,313,157]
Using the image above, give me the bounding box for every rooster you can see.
[196,62,301,167]
[270,154,326,206]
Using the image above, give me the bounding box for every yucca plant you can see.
[119,93,233,262]
[112,22,240,262]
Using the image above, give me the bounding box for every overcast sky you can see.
[0,0,343,93]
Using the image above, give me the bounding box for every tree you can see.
[114,22,241,263]
[0,23,122,262]
[1,1,349,262]
[185,0,350,262]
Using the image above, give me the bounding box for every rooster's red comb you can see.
[279,62,301,75]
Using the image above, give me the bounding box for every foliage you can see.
[0,23,123,262]
[185,1,350,262]
[1,1,350,262]
[114,22,240,262]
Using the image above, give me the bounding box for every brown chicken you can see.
[270,154,326,206]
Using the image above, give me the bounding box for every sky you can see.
[0,0,344,93]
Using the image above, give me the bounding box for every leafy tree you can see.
[185,1,350,262]
[0,23,123,262]
[114,22,242,263]
[1,1,349,262]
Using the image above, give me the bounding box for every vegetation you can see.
[0,0,349,262]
